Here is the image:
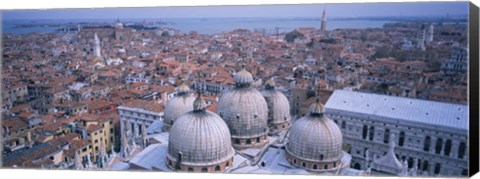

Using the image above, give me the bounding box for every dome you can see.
[261,79,291,135]
[286,99,343,171]
[217,68,269,149]
[163,85,196,131]
[114,18,124,29]
[233,68,254,85]
[167,94,235,172]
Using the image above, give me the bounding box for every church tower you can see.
[427,24,434,44]
[93,33,101,57]
[321,8,327,31]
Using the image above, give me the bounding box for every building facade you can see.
[441,46,468,75]
[117,100,164,146]
[324,90,468,176]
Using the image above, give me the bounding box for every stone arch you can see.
[188,167,194,172]
[313,164,318,170]
[201,167,208,172]
[215,165,221,172]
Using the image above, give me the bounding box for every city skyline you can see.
[2,2,468,20]
[0,1,473,177]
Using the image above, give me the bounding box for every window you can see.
[444,139,452,156]
[435,138,443,154]
[341,121,346,129]
[398,131,405,147]
[368,126,375,141]
[423,136,431,152]
[383,129,390,144]
[434,163,441,175]
[313,164,318,170]
[458,142,466,159]
[408,157,414,168]
[362,125,368,139]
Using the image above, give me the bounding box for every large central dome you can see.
[286,98,343,172]
[217,68,269,149]
[167,94,235,172]
[163,83,196,131]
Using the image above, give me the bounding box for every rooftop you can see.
[325,90,468,131]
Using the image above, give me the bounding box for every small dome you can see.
[286,100,343,170]
[234,68,254,84]
[167,97,234,170]
[163,91,196,131]
[261,82,291,135]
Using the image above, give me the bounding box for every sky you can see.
[1,2,469,20]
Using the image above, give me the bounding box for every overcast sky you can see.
[2,2,469,20]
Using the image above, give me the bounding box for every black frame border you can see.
[469,1,479,177]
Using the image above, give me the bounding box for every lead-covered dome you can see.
[167,94,235,172]
[163,83,196,131]
[261,79,291,135]
[286,99,343,172]
[233,68,254,84]
[217,68,269,149]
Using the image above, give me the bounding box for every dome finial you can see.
[193,90,207,112]
[177,80,190,95]
[265,78,275,90]
[309,97,324,116]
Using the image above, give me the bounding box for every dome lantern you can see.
[193,91,207,112]
[233,68,254,88]
[309,98,325,116]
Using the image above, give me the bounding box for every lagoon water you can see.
[2,18,392,35]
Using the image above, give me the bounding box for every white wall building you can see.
[324,90,468,176]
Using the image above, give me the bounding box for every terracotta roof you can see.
[3,118,29,132]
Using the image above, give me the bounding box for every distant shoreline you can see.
[2,16,467,35]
